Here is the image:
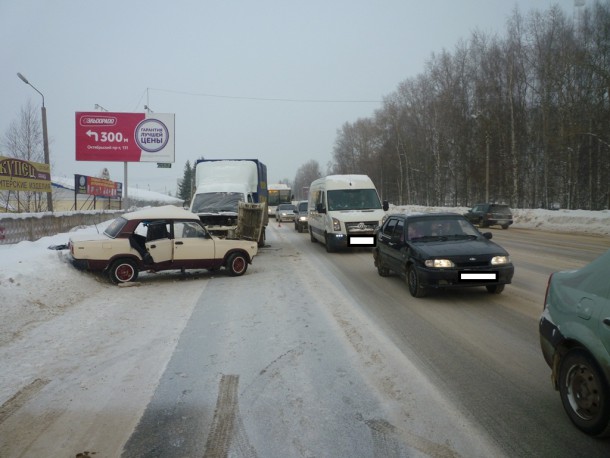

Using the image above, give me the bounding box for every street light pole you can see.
[17,72,53,212]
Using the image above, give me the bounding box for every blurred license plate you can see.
[459,272,497,281]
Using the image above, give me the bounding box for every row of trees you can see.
[327,1,610,210]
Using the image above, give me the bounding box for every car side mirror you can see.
[316,203,326,214]
[383,200,389,211]
[483,232,492,240]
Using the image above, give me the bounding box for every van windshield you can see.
[327,189,381,211]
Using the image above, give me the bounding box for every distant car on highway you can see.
[464,203,513,229]
[373,212,514,297]
[68,205,258,283]
[539,250,610,436]
[276,203,296,222]
[294,200,309,233]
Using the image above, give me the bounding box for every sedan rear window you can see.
[103,217,128,238]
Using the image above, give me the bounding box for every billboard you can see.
[74,174,122,198]
[75,112,175,163]
[0,156,51,193]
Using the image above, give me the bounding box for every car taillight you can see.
[543,273,554,310]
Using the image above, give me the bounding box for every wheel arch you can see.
[222,249,252,266]
[104,254,143,273]
[551,340,610,391]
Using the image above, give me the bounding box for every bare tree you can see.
[0,100,46,212]
[293,160,322,200]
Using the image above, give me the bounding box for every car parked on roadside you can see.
[373,212,514,297]
[464,203,513,229]
[539,249,610,437]
[276,203,296,222]
[68,205,258,283]
[294,200,309,233]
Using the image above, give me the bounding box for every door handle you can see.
[175,241,184,245]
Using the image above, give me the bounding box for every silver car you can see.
[294,200,309,233]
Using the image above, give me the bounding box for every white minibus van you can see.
[308,174,388,252]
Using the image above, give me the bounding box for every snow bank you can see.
[390,205,610,236]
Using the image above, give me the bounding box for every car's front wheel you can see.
[109,259,138,284]
[486,284,505,294]
[226,252,248,276]
[407,265,426,298]
[559,349,610,436]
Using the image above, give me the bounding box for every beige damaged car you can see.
[68,205,258,283]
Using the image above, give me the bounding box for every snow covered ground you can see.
[0,205,608,456]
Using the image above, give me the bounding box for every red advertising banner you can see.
[75,112,175,163]
[74,174,122,198]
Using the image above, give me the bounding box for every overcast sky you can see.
[1,0,578,195]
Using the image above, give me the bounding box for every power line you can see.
[147,87,382,104]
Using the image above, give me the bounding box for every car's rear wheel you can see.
[227,252,248,276]
[109,259,138,284]
[559,349,610,436]
[501,224,509,229]
[407,265,426,297]
[486,284,505,294]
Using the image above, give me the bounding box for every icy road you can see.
[1,221,609,457]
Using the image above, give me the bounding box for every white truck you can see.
[189,159,268,246]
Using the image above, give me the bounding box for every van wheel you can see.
[325,234,335,253]
[310,228,317,243]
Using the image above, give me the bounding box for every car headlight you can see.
[425,259,455,268]
[299,216,307,221]
[491,255,510,265]
[332,217,341,231]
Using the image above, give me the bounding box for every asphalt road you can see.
[299,225,610,457]
[122,223,610,457]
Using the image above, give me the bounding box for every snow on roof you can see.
[269,183,291,190]
[314,174,375,188]
[52,175,182,204]
[122,205,199,221]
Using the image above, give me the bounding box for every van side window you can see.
[316,191,325,210]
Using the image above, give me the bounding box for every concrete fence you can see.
[0,211,121,245]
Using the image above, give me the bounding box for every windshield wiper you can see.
[445,234,478,240]
[412,235,446,242]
